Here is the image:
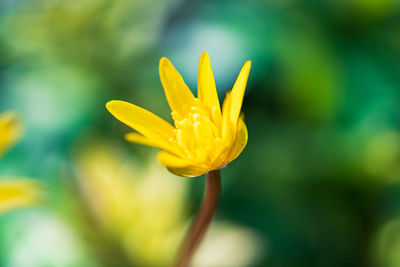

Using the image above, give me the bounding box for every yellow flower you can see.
[0,179,41,214]
[75,142,188,266]
[0,111,40,214]
[0,111,22,158]
[107,52,251,177]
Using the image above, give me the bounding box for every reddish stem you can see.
[174,170,221,267]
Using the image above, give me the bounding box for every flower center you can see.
[169,104,222,164]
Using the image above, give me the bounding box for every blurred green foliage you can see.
[1,0,400,266]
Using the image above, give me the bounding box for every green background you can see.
[1,0,400,266]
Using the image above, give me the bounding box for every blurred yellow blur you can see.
[0,111,41,214]
[75,141,190,266]
[0,111,22,158]
[74,141,263,266]
[373,218,400,267]
[0,179,41,214]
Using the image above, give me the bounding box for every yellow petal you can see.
[0,179,41,214]
[125,132,164,148]
[221,92,234,140]
[157,152,208,177]
[0,112,22,157]
[224,116,248,164]
[159,57,197,115]
[125,132,179,155]
[157,151,191,168]
[106,100,174,143]
[229,61,251,127]
[166,166,210,177]
[198,52,221,120]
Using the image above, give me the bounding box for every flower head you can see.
[107,52,251,177]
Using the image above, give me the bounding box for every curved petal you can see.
[0,112,22,157]
[125,132,179,156]
[157,151,190,167]
[198,52,221,119]
[159,57,197,115]
[125,132,165,148]
[0,179,41,214]
[221,91,232,139]
[157,152,209,177]
[167,167,209,177]
[106,100,174,143]
[224,116,248,165]
[167,166,210,177]
[229,61,251,127]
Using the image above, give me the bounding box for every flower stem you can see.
[174,169,221,267]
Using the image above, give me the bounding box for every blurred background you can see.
[0,0,400,266]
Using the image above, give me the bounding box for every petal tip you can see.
[123,132,133,140]
[200,51,209,60]
[199,52,212,68]
[159,57,171,68]
[106,100,123,113]
[244,60,252,70]
[105,100,114,109]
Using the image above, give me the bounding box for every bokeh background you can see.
[1,0,400,266]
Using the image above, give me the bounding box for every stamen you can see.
[171,111,181,122]
[190,106,208,117]
[193,121,202,143]
[192,114,218,137]
[176,129,186,148]
[171,104,222,165]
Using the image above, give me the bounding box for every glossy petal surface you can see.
[107,100,174,143]
[198,52,221,119]
[159,57,197,116]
